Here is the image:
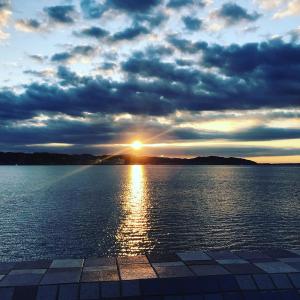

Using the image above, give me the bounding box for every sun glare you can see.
[131,140,143,150]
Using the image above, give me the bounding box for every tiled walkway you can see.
[1,249,300,299]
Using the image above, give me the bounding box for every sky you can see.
[0,0,300,163]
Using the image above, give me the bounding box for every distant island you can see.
[0,152,257,165]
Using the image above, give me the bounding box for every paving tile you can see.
[40,268,82,284]
[185,260,218,266]
[0,274,4,281]
[216,259,248,265]
[263,249,299,259]
[140,278,162,296]
[0,263,15,275]
[190,265,229,276]
[196,277,220,293]
[280,257,300,263]
[36,285,58,300]
[152,262,185,267]
[288,273,300,288]
[14,260,51,270]
[0,269,45,286]
[81,269,119,282]
[270,273,293,289]
[164,296,183,300]
[12,285,37,300]
[290,250,300,256]
[206,250,239,260]
[253,274,275,290]
[235,275,257,290]
[154,266,194,278]
[147,253,181,263]
[234,251,272,262]
[203,293,223,300]
[217,275,239,291]
[80,282,99,299]
[121,280,140,297]
[50,259,84,269]
[243,290,262,300]
[177,251,211,262]
[0,287,14,300]
[84,257,116,267]
[259,291,282,300]
[119,264,156,280]
[223,264,264,274]
[58,284,79,300]
[287,262,300,271]
[223,292,243,300]
[159,278,186,295]
[83,265,118,272]
[183,295,204,300]
[117,255,149,265]
[279,290,300,300]
[101,281,120,298]
[144,297,163,300]
[255,262,298,273]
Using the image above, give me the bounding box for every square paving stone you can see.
[280,257,300,263]
[152,262,185,267]
[234,251,272,262]
[253,274,275,290]
[263,249,299,259]
[58,284,79,300]
[83,265,118,272]
[177,251,211,262]
[217,259,248,265]
[81,269,119,282]
[259,291,282,300]
[154,266,194,278]
[184,295,204,300]
[41,268,82,284]
[288,273,300,288]
[223,292,243,300]
[190,265,229,276]
[235,275,257,290]
[279,290,300,300]
[121,280,140,297]
[206,251,239,260]
[140,278,162,296]
[290,250,300,256]
[164,296,183,300]
[50,259,84,269]
[223,264,264,275]
[270,273,293,289]
[255,262,298,273]
[203,294,223,300]
[286,262,300,271]
[117,255,149,265]
[84,257,116,267]
[80,282,99,299]
[119,264,156,280]
[14,260,51,270]
[36,285,58,300]
[12,285,37,300]
[243,290,262,300]
[217,275,239,291]
[101,281,120,298]
[0,269,46,286]
[0,263,15,275]
[147,254,180,263]
[0,287,14,300]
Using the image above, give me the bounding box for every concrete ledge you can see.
[0,249,300,299]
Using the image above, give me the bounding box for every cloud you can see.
[112,24,149,41]
[182,16,202,31]
[51,45,96,63]
[0,0,11,39]
[274,0,300,18]
[75,26,109,39]
[215,2,260,25]
[167,0,206,9]
[44,5,76,24]
[107,0,162,12]
[80,0,106,19]
[28,55,45,63]
[15,19,42,32]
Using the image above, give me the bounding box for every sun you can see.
[131,140,143,150]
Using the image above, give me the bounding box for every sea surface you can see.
[0,165,299,261]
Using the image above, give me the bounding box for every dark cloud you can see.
[182,16,202,31]
[80,0,105,19]
[28,55,45,63]
[75,26,109,39]
[44,5,75,24]
[167,35,207,53]
[216,2,261,25]
[15,19,42,31]
[51,45,95,63]
[167,0,205,9]
[108,0,161,12]
[112,25,149,41]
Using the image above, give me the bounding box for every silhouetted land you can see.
[0,152,257,165]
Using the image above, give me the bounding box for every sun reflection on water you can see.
[116,165,154,255]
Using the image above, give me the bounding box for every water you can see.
[0,165,299,261]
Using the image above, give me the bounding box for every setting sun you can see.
[131,140,143,150]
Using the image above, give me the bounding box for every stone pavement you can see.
[1,249,300,299]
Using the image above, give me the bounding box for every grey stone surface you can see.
[117,255,149,265]
[84,257,116,267]
[80,282,99,299]
[50,259,84,269]
[0,287,14,300]
[270,273,293,289]
[101,281,120,298]
[0,270,45,286]
[216,259,248,265]
[253,274,275,290]
[177,251,211,262]
[121,279,140,297]
[41,268,82,284]
[235,275,257,290]
[288,273,300,288]
[255,262,298,273]
[36,285,58,300]
[119,264,156,280]
[58,284,79,300]
[190,265,229,276]
[154,266,194,278]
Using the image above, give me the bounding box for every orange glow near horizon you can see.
[131,140,143,150]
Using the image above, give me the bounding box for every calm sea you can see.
[0,165,299,261]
